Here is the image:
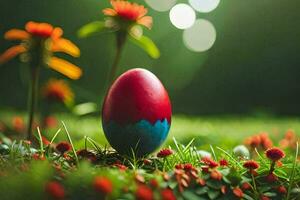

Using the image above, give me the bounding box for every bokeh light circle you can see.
[188,0,220,13]
[183,19,216,52]
[169,4,196,29]
[145,0,176,12]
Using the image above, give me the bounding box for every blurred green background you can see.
[1,0,300,115]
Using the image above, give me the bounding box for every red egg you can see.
[102,68,172,156]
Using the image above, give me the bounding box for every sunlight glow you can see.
[169,4,196,29]
[145,0,176,12]
[183,19,216,52]
[188,0,220,13]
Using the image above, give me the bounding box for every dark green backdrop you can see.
[0,0,300,115]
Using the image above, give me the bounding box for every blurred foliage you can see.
[0,0,300,115]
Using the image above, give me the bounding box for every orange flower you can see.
[103,0,152,29]
[0,21,82,80]
[12,116,25,132]
[245,132,273,150]
[42,79,74,104]
[280,129,298,149]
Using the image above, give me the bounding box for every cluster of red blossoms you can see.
[244,132,273,150]
[279,129,299,149]
[157,148,173,158]
[241,147,287,199]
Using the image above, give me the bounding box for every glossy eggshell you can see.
[102,68,172,156]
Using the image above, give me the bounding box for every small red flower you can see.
[56,141,71,154]
[244,133,273,150]
[201,166,210,173]
[210,170,222,181]
[161,189,176,200]
[157,148,173,158]
[93,176,113,194]
[45,181,65,199]
[233,187,244,198]
[243,160,259,170]
[44,116,58,128]
[12,116,25,132]
[201,157,218,168]
[265,173,278,182]
[183,163,193,171]
[175,164,184,169]
[277,186,287,194]
[219,159,228,167]
[135,185,153,200]
[241,182,252,190]
[265,147,285,162]
[149,179,159,188]
[260,195,270,200]
[76,149,97,163]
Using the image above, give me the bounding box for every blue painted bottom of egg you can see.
[102,119,170,156]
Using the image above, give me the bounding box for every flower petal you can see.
[0,45,26,64]
[51,38,80,57]
[137,16,152,29]
[51,27,63,40]
[48,57,82,80]
[4,29,30,40]
[103,8,117,16]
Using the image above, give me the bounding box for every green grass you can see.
[2,110,300,150]
[1,111,300,200]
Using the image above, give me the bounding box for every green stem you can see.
[251,171,259,199]
[27,65,40,140]
[286,142,299,200]
[269,161,275,174]
[106,32,127,88]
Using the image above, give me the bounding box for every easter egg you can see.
[102,68,172,156]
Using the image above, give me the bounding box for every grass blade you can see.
[286,142,299,200]
[36,127,44,153]
[62,121,78,164]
